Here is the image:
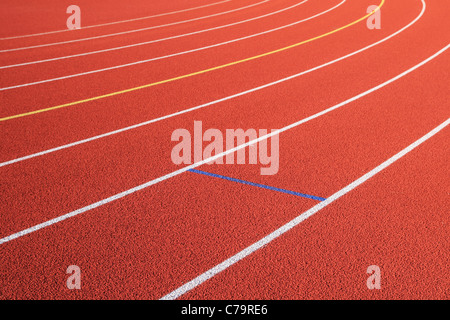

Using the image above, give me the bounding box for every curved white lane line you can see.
[1,0,311,69]
[162,119,450,299]
[0,0,426,168]
[1,0,344,91]
[0,0,269,53]
[0,0,232,40]
[1,44,448,250]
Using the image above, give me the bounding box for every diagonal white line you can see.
[0,0,232,40]
[0,0,426,168]
[1,0,343,90]
[161,118,450,300]
[0,0,269,52]
[0,0,311,69]
[0,40,447,247]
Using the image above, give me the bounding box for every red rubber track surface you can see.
[0,0,448,299]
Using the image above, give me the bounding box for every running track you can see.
[0,0,448,300]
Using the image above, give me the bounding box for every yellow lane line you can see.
[0,0,384,122]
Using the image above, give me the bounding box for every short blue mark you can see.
[188,169,326,201]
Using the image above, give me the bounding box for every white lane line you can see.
[160,118,450,300]
[1,40,447,247]
[0,0,232,40]
[0,0,269,53]
[1,0,342,91]
[0,0,426,168]
[0,0,311,69]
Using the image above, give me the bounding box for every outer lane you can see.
[0,0,270,55]
[0,0,447,299]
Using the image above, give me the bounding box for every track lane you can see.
[0,0,322,87]
[0,0,269,52]
[0,0,446,251]
[0,0,218,38]
[0,0,379,119]
[0,43,448,299]
[0,0,232,40]
[180,123,449,300]
[0,0,338,92]
[0,0,312,70]
[0,1,288,68]
[0,0,291,67]
[2,0,446,297]
[0,0,422,163]
[0,168,320,299]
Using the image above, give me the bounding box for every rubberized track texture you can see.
[0,0,448,300]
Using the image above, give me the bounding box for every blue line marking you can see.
[188,169,326,201]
